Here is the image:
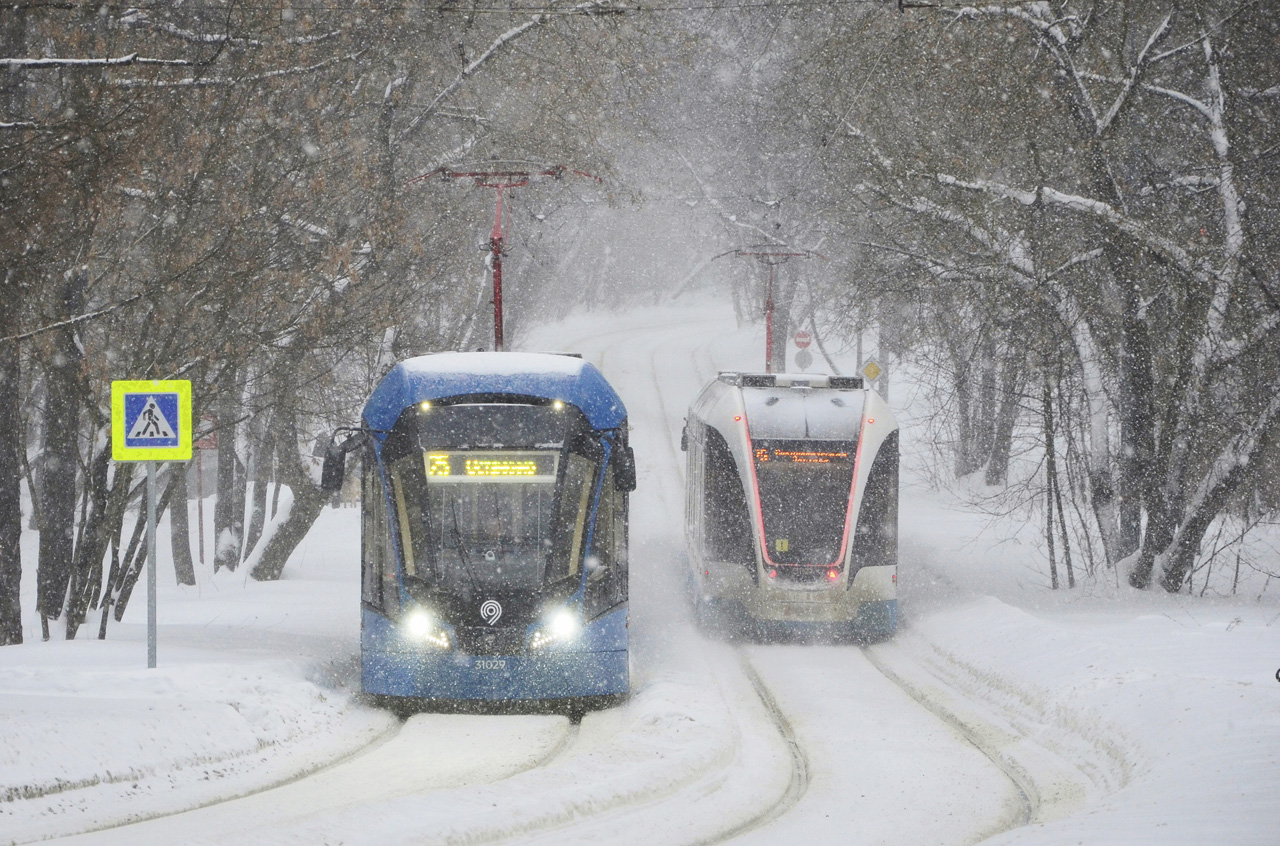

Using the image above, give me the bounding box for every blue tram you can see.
[321,352,635,712]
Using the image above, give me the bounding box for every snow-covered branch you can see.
[405,0,615,134]
[113,51,363,88]
[958,5,1101,130]
[932,173,1223,289]
[1137,175,1219,197]
[0,54,193,69]
[1079,71,1212,121]
[0,295,143,345]
[1241,83,1280,99]
[280,214,330,240]
[119,9,339,48]
[118,11,263,47]
[1096,13,1171,135]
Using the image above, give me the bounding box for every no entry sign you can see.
[793,331,812,349]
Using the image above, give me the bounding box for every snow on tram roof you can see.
[362,351,627,432]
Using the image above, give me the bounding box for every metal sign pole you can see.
[146,461,158,669]
[111,379,192,670]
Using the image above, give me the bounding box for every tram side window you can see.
[703,426,754,567]
[685,422,700,534]
[852,431,899,570]
[549,453,595,585]
[361,454,397,612]
[585,464,628,615]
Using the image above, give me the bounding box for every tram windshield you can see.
[382,403,600,597]
[751,439,856,566]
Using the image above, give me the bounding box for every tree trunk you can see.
[1116,263,1154,560]
[168,463,195,585]
[213,381,243,571]
[768,271,792,374]
[64,440,110,638]
[95,463,134,638]
[248,483,328,582]
[952,344,978,477]
[984,348,1023,487]
[975,334,997,464]
[0,281,21,645]
[249,405,326,581]
[1043,377,1060,589]
[0,6,25,646]
[112,480,174,622]
[36,271,85,635]
[242,413,273,558]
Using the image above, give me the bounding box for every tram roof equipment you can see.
[716,372,865,390]
[362,351,627,433]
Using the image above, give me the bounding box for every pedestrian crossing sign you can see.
[111,380,192,462]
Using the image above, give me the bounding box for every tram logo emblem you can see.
[480,599,503,626]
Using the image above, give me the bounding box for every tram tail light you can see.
[827,568,840,582]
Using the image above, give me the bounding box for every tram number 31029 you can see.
[475,658,508,671]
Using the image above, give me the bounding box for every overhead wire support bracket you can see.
[408,163,603,352]
[714,245,825,373]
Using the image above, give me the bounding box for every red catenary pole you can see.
[717,247,816,373]
[408,164,602,352]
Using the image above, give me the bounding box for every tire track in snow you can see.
[34,715,405,843]
[545,305,1093,844]
[684,654,810,846]
[635,319,814,844]
[862,648,1038,836]
[546,309,811,843]
[864,626,1134,833]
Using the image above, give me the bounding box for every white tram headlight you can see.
[403,609,450,649]
[530,608,580,650]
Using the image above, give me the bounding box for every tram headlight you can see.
[529,608,580,650]
[403,609,450,649]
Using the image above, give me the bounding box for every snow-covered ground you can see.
[2,299,1278,845]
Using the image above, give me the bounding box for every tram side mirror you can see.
[680,422,688,452]
[616,446,637,493]
[320,430,368,494]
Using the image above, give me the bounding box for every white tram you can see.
[682,372,898,639]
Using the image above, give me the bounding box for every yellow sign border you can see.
[111,380,193,462]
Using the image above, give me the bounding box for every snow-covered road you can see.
[5,300,1279,845]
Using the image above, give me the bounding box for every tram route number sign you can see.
[111,380,193,462]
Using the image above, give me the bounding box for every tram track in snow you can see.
[685,653,810,846]
[624,311,1055,845]
[552,309,1048,844]
[631,319,817,844]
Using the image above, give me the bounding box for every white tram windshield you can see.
[382,403,600,597]
[752,439,857,566]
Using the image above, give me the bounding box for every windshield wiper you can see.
[449,500,483,597]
